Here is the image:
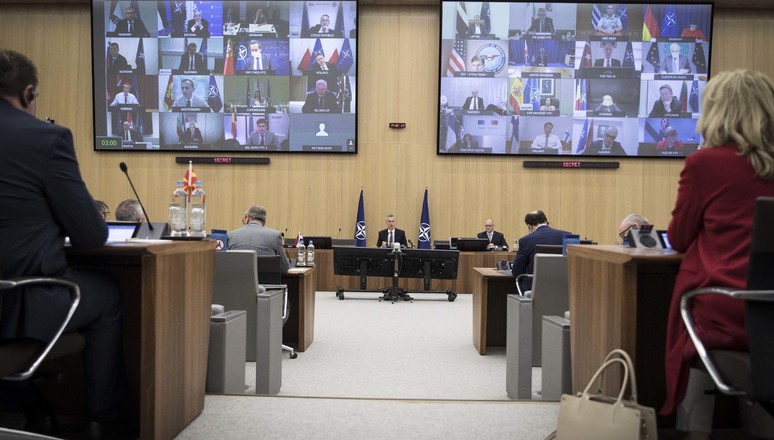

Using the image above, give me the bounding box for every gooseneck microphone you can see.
[336,227,341,239]
[407,239,415,249]
[119,162,154,230]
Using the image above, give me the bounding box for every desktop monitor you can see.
[333,246,394,277]
[456,238,489,252]
[399,249,460,280]
[304,236,333,249]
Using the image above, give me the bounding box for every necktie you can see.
[322,27,327,33]
[253,58,258,70]
[545,134,549,147]
[322,64,327,71]
[674,58,679,72]
[128,21,133,33]
[488,233,492,242]
[187,99,191,107]
[190,55,194,70]
[124,93,128,103]
[260,134,264,146]
[318,97,323,109]
[539,20,543,32]
[606,59,610,68]
[125,131,129,141]
[389,231,393,245]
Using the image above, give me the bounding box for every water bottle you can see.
[189,181,206,237]
[306,240,315,266]
[513,238,519,252]
[296,238,306,267]
[169,180,187,236]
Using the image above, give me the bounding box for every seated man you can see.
[302,79,341,113]
[477,219,508,250]
[178,42,207,72]
[247,118,277,147]
[527,8,554,34]
[585,126,627,156]
[115,199,144,222]
[376,213,407,248]
[119,121,142,143]
[618,213,649,245]
[594,43,621,68]
[227,205,290,273]
[531,121,561,150]
[512,210,571,292]
[110,83,139,106]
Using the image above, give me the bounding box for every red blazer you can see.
[662,145,774,414]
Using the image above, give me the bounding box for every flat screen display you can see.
[92,0,357,153]
[438,2,712,157]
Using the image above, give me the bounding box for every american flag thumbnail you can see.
[447,40,466,77]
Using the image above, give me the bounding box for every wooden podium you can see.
[66,240,215,440]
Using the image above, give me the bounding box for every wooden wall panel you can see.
[1,6,773,246]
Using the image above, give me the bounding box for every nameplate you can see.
[175,156,271,165]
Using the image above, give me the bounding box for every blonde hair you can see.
[697,69,774,179]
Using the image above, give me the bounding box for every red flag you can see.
[296,48,311,73]
[580,41,593,68]
[231,112,237,139]
[680,81,688,112]
[642,5,660,40]
[164,74,174,110]
[328,48,339,65]
[293,232,303,247]
[183,167,198,193]
[223,39,235,76]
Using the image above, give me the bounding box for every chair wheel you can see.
[290,352,298,359]
[448,292,457,302]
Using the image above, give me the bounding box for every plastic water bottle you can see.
[296,238,306,267]
[189,181,206,237]
[169,180,188,236]
[306,240,315,266]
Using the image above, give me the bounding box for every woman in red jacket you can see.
[663,70,774,437]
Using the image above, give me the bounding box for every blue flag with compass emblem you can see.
[354,189,366,247]
[418,189,431,249]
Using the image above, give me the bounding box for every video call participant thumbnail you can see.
[306,14,343,38]
[172,78,208,110]
[247,118,277,148]
[186,10,210,37]
[178,42,207,73]
[106,42,130,74]
[527,8,554,35]
[111,5,150,37]
[241,40,273,73]
[302,79,341,114]
[584,126,626,156]
[648,84,682,118]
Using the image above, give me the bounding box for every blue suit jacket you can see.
[511,225,570,291]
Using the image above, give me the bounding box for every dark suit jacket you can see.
[527,17,554,34]
[107,54,129,74]
[114,18,150,37]
[243,53,272,71]
[594,58,621,67]
[302,91,341,113]
[649,98,682,118]
[660,55,691,73]
[462,96,484,110]
[0,100,107,340]
[187,18,210,36]
[180,128,203,144]
[178,52,207,72]
[376,228,407,248]
[533,54,549,67]
[311,62,336,73]
[477,231,508,250]
[121,128,143,142]
[511,225,570,291]
[307,24,343,37]
[585,140,627,156]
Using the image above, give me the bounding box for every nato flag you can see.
[354,189,366,247]
[418,189,431,249]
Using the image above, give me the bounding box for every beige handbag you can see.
[548,348,658,440]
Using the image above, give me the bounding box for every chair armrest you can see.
[259,284,289,320]
[679,287,774,396]
[515,274,533,296]
[0,277,81,382]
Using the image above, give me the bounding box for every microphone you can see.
[336,227,341,239]
[119,162,154,230]
[407,239,415,249]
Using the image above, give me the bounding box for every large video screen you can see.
[92,0,357,153]
[438,2,712,157]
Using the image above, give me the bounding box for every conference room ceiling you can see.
[10,0,774,8]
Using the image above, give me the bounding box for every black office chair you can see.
[255,255,297,359]
[0,275,86,436]
[681,196,774,417]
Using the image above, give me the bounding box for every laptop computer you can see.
[135,222,170,239]
[106,221,140,242]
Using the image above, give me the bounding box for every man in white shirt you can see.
[110,83,139,106]
[463,89,484,111]
[531,122,561,150]
[660,43,691,74]
[173,79,207,107]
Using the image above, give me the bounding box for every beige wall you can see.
[2,5,773,245]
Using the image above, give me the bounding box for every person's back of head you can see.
[524,210,548,226]
[618,213,649,240]
[0,50,39,108]
[94,200,110,220]
[115,199,143,222]
[245,205,267,224]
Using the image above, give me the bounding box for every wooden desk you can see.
[566,245,681,423]
[290,248,513,294]
[471,267,518,354]
[66,240,215,440]
[281,266,316,352]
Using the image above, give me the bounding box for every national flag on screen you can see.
[646,42,661,68]
[644,120,660,142]
[642,5,660,40]
[523,40,529,66]
[235,42,247,71]
[618,6,628,30]
[661,5,678,37]
[692,42,707,74]
[524,78,540,111]
[480,2,491,34]
[164,74,175,110]
[308,38,325,70]
[296,48,312,73]
[157,2,170,36]
[418,189,431,249]
[301,1,309,35]
[447,40,466,76]
[130,75,141,105]
[622,41,634,68]
[223,39,235,75]
[509,78,523,113]
[337,39,354,74]
[679,81,688,113]
[580,41,592,68]
[574,79,587,111]
[575,118,593,154]
[176,114,184,139]
[328,48,340,65]
[207,75,223,112]
[456,2,469,36]
[354,189,366,247]
[591,4,601,29]
[342,76,352,112]
[255,78,262,103]
[266,78,272,106]
[230,111,237,139]
[245,78,250,106]
[659,118,670,140]
[334,1,345,36]
[134,38,146,75]
[689,80,699,112]
[443,113,457,151]
[510,115,519,144]
[200,38,208,57]
[108,0,121,24]
[171,0,186,35]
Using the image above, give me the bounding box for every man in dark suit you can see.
[178,42,207,72]
[462,89,484,111]
[228,205,290,273]
[594,43,621,68]
[311,52,335,72]
[120,121,142,143]
[584,126,627,156]
[113,5,150,37]
[307,14,343,37]
[0,50,125,436]
[533,48,549,67]
[512,210,571,292]
[649,84,682,117]
[106,42,129,74]
[302,79,341,113]
[186,10,209,37]
[376,213,407,248]
[527,8,554,34]
[477,219,508,250]
[179,122,203,144]
[243,40,272,71]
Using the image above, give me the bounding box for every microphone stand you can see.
[119,162,154,230]
[381,244,411,303]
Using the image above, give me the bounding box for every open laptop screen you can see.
[106,221,139,242]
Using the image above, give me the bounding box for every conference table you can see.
[471,267,518,354]
[566,245,681,425]
[288,248,513,294]
[64,240,216,440]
